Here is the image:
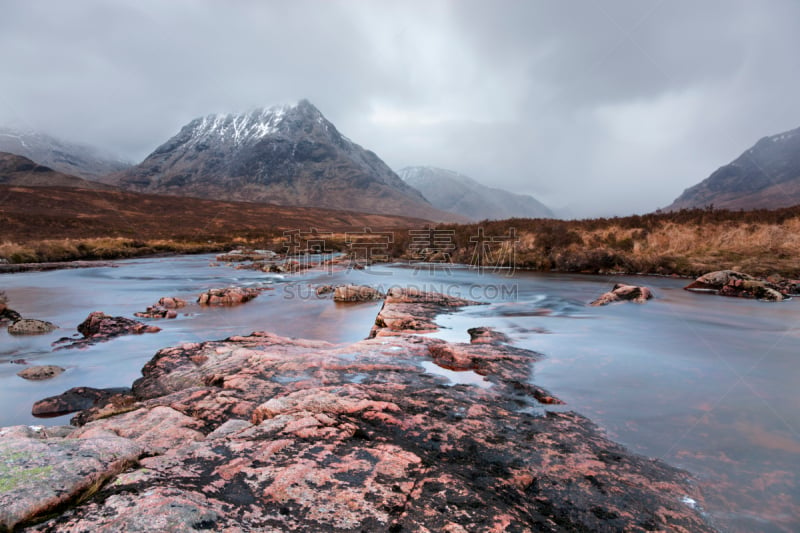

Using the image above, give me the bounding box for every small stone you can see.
[7,318,57,335]
[17,365,65,381]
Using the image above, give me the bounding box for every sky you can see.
[2,0,800,217]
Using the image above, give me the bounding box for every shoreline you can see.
[1,250,701,280]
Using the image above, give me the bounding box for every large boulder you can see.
[333,285,385,302]
[197,287,260,306]
[685,270,787,302]
[590,283,653,306]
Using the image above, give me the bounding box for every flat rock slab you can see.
[21,288,712,531]
[0,432,142,531]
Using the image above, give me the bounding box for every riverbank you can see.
[0,287,713,531]
[4,204,800,279]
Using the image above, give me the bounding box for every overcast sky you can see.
[2,1,799,217]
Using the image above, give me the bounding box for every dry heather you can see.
[426,207,800,278]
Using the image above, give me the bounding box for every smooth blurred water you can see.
[1,256,798,531]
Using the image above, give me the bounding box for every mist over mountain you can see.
[0,151,113,190]
[0,128,131,181]
[107,100,460,221]
[397,166,554,221]
[667,126,800,211]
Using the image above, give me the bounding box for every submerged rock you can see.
[197,287,260,306]
[17,365,65,381]
[7,318,57,335]
[590,283,653,306]
[685,270,788,301]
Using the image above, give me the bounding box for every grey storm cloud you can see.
[1,0,799,217]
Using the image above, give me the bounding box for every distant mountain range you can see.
[103,100,460,221]
[0,128,130,181]
[397,166,553,221]
[668,126,800,211]
[0,152,113,190]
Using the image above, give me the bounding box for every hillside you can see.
[668,127,800,210]
[0,152,114,190]
[0,185,429,263]
[397,166,554,220]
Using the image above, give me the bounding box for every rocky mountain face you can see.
[397,166,554,221]
[667,126,800,210]
[108,100,458,221]
[0,128,130,181]
[0,152,113,190]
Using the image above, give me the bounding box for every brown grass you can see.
[417,206,800,278]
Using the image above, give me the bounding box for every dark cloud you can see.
[1,0,799,216]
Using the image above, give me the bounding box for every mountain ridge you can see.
[397,166,554,221]
[0,128,131,180]
[106,100,462,222]
[667,126,800,211]
[0,152,114,190]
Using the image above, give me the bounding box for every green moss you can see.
[0,463,54,492]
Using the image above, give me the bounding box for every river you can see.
[1,254,798,532]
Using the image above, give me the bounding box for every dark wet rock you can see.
[590,283,653,306]
[17,365,65,381]
[0,431,142,531]
[468,326,510,345]
[0,297,22,324]
[197,287,260,306]
[134,296,187,319]
[53,312,160,350]
[333,284,384,302]
[31,387,132,417]
[77,311,161,338]
[0,308,22,323]
[685,270,787,301]
[7,318,58,335]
